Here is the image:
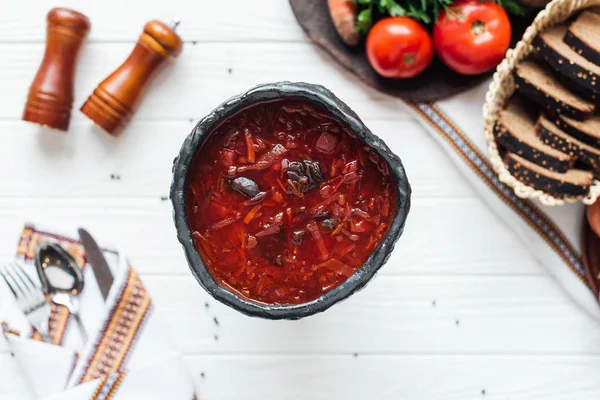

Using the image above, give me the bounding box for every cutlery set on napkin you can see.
[0,224,196,399]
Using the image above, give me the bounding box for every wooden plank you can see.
[1,42,410,121]
[0,120,195,198]
[138,275,600,355]
[3,353,600,400]
[0,198,541,277]
[188,354,600,400]
[0,0,304,43]
[5,274,592,355]
[0,119,471,199]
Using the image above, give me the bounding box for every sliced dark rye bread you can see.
[564,11,600,66]
[514,60,595,120]
[494,98,573,172]
[561,75,598,103]
[505,153,593,196]
[537,115,600,175]
[556,114,600,148]
[530,53,598,102]
[533,24,600,94]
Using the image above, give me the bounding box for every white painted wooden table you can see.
[2,1,600,399]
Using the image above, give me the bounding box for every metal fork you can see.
[0,263,51,342]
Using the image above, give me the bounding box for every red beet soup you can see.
[185,99,397,305]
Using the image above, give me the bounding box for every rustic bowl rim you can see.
[170,81,411,319]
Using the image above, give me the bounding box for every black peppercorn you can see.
[321,218,339,231]
[291,230,306,245]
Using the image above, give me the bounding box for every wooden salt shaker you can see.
[80,18,183,136]
[22,8,91,131]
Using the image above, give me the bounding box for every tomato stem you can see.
[471,20,486,36]
[403,54,415,66]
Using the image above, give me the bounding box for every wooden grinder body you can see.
[80,20,183,136]
[22,8,90,131]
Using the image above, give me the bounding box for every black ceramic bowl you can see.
[171,82,411,319]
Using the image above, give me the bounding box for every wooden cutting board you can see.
[289,0,535,102]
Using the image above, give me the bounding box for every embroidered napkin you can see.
[0,224,197,399]
[407,80,600,321]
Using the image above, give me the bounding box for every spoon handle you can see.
[71,312,88,344]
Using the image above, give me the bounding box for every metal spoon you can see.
[35,241,87,343]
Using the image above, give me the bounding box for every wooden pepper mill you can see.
[80,18,183,136]
[22,8,91,131]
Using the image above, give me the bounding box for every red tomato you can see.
[434,0,511,75]
[366,17,434,79]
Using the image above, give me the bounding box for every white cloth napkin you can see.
[1,224,197,399]
[407,80,600,321]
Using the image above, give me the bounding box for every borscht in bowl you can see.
[171,82,410,319]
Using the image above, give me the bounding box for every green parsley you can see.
[353,0,529,33]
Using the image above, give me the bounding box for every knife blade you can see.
[78,228,113,300]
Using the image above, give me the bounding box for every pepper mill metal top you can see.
[80,18,183,136]
[22,8,91,131]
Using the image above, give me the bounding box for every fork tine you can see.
[8,264,34,297]
[2,264,51,342]
[6,265,27,297]
[6,268,28,302]
[13,262,37,292]
[0,268,18,298]
[14,262,46,305]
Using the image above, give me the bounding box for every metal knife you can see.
[78,228,113,300]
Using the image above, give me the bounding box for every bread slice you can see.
[556,114,600,147]
[564,11,600,66]
[494,98,573,172]
[537,115,600,175]
[514,60,595,120]
[533,24,600,94]
[505,153,593,196]
[560,73,598,103]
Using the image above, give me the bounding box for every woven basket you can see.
[483,0,600,206]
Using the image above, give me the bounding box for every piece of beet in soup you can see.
[185,99,397,305]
